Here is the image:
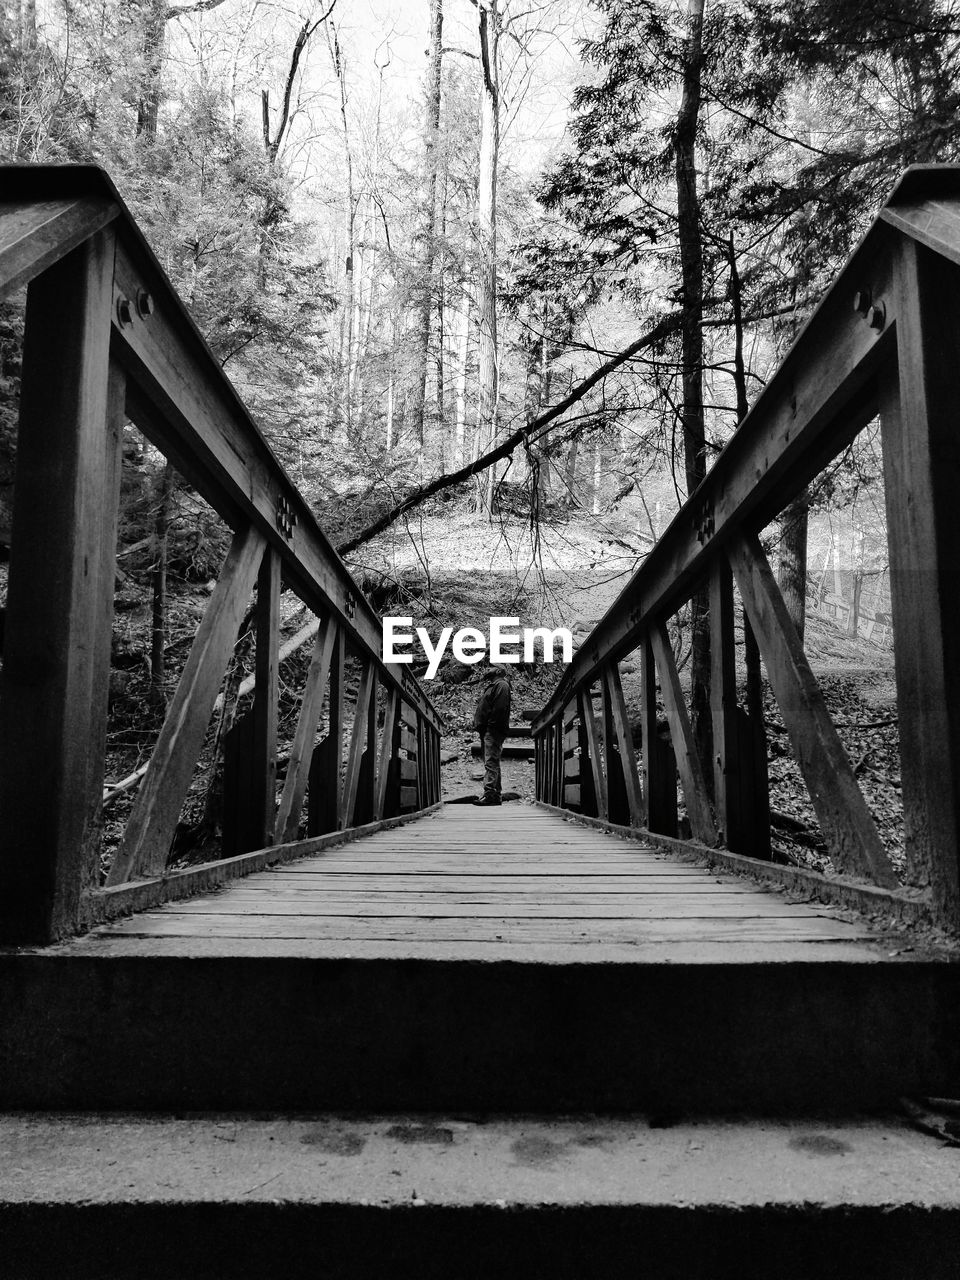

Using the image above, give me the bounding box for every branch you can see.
[265,0,338,161]
[336,313,682,556]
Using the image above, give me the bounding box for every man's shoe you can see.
[473,794,502,806]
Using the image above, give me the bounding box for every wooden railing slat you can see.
[275,618,336,844]
[106,523,266,885]
[340,662,375,830]
[649,622,718,846]
[251,547,281,848]
[603,663,644,828]
[374,689,399,821]
[729,532,896,887]
[578,688,607,820]
[308,627,345,836]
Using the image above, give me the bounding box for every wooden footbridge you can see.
[5,166,960,1277]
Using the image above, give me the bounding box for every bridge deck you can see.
[82,803,882,960]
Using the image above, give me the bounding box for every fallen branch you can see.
[336,313,682,556]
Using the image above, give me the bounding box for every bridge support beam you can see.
[882,239,960,926]
[0,232,120,944]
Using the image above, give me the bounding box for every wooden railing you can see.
[0,166,441,945]
[534,164,960,933]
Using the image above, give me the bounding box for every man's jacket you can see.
[474,677,511,734]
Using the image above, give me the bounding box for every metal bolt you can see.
[116,296,133,328]
[867,301,886,331]
[136,290,155,318]
[853,289,871,315]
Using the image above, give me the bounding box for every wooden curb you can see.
[534,801,940,933]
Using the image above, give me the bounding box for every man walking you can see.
[473,663,511,806]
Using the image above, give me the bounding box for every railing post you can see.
[578,688,606,819]
[352,670,378,826]
[251,546,281,847]
[882,237,960,923]
[711,559,771,858]
[603,661,644,827]
[0,232,119,943]
[640,630,678,837]
[308,626,345,836]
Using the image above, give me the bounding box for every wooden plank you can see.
[166,899,821,919]
[107,523,266,885]
[0,197,119,297]
[239,876,748,889]
[339,663,375,829]
[100,914,868,942]
[251,546,281,847]
[879,238,960,924]
[275,619,337,843]
[650,622,717,845]
[0,230,117,944]
[400,728,418,755]
[603,662,644,827]
[374,689,399,821]
[728,532,896,887]
[578,688,606,819]
[308,627,345,836]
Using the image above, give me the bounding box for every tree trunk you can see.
[18,0,37,53]
[136,0,167,139]
[408,0,443,453]
[453,290,470,469]
[674,0,711,776]
[328,24,357,442]
[475,0,500,514]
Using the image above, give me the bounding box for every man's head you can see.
[484,663,510,681]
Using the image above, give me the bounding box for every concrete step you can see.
[471,741,534,758]
[4,1112,960,1278]
[3,941,960,1112]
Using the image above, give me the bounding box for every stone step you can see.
[3,942,960,1112]
[4,1112,960,1279]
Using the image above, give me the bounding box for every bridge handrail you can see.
[0,165,441,944]
[533,164,960,932]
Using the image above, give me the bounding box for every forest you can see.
[2,0,959,871]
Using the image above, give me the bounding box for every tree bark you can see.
[475,0,500,513]
[136,0,167,138]
[673,0,711,777]
[408,0,444,454]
